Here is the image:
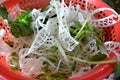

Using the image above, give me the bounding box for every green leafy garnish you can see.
[9,52,19,71]
[11,65,19,71]
[75,18,88,40]
[9,10,33,37]
[113,62,120,79]
[74,20,82,29]
[70,19,107,56]
[71,61,77,71]
[48,52,116,64]
[0,5,8,19]
[36,73,68,80]
[94,36,108,55]
[51,46,58,52]
[11,52,17,56]
[89,54,107,61]
[36,63,69,80]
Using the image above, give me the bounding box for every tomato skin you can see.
[69,52,116,80]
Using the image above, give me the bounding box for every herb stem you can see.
[75,18,88,40]
[48,52,117,64]
[68,55,117,64]
[20,9,27,13]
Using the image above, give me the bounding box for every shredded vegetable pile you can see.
[0,0,120,80]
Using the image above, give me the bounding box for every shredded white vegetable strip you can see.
[18,48,44,76]
[55,38,69,62]
[53,59,62,73]
[27,27,50,56]
[19,57,44,76]
[51,0,79,51]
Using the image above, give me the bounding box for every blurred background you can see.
[103,0,120,14]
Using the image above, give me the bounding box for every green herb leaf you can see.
[9,10,33,37]
[114,62,120,79]
[89,53,107,61]
[11,52,17,56]
[11,65,19,71]
[75,18,88,40]
[0,5,8,19]
[94,36,108,55]
[71,61,77,71]
[9,52,19,71]
[51,46,58,52]
[74,20,82,29]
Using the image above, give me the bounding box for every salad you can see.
[0,0,120,80]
